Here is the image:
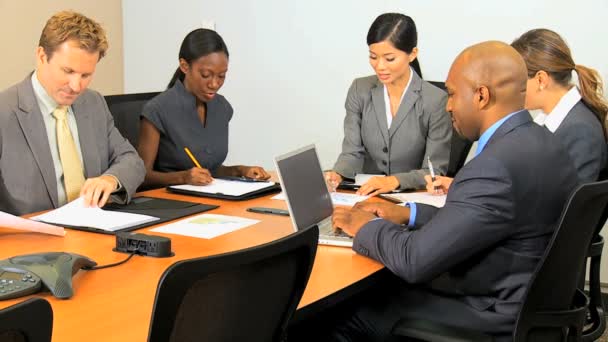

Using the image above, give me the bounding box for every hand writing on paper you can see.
[182,167,213,185]
[424,175,453,195]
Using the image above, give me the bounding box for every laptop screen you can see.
[275,145,333,231]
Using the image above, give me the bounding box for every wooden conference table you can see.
[0,187,386,341]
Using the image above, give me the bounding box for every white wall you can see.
[124,0,608,282]
[123,0,608,170]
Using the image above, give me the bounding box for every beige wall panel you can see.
[0,0,123,95]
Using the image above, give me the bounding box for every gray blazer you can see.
[333,72,452,190]
[0,75,145,215]
[354,111,578,335]
[554,101,607,183]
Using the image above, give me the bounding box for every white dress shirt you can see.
[533,87,582,133]
[383,67,413,129]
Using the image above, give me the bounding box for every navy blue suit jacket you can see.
[353,110,578,333]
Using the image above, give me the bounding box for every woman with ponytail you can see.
[137,29,269,188]
[326,13,452,196]
[512,28,607,182]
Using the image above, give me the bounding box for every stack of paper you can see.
[171,179,275,196]
[31,198,159,232]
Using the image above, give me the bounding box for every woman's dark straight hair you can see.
[168,28,229,88]
[367,13,422,78]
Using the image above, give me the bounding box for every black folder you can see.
[337,181,360,191]
[61,197,219,235]
[166,182,281,201]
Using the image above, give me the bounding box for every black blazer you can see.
[353,111,578,334]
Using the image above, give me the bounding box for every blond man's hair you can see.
[38,11,108,60]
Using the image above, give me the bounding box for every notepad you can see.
[31,198,160,232]
[170,179,276,197]
[380,192,447,207]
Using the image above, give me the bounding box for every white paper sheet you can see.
[170,179,275,197]
[150,214,259,239]
[330,192,370,206]
[31,198,159,232]
[0,211,65,236]
[271,192,368,207]
[271,192,286,200]
[381,192,447,207]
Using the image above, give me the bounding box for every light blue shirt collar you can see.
[31,71,60,116]
[475,111,521,156]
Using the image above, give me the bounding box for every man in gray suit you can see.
[326,41,578,341]
[0,11,144,215]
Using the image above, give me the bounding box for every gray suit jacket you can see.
[354,111,578,335]
[0,75,145,215]
[554,101,607,183]
[333,72,452,190]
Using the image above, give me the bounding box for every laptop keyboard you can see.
[318,217,352,239]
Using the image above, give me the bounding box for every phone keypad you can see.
[0,271,42,300]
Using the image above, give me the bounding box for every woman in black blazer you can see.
[512,28,607,183]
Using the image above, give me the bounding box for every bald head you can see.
[445,41,528,141]
[458,41,527,106]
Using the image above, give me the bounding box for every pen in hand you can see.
[183,147,213,185]
[184,147,202,168]
[427,156,439,193]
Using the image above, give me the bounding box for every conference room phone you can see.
[0,252,96,300]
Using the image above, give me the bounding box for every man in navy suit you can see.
[327,41,578,341]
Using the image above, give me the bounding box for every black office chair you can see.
[147,226,319,342]
[581,169,608,341]
[392,180,608,341]
[0,297,53,342]
[104,92,159,148]
[428,81,472,177]
[428,81,446,91]
[447,129,472,177]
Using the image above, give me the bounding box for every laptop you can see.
[274,145,353,247]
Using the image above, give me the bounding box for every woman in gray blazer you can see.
[512,29,607,183]
[137,29,270,188]
[325,13,452,196]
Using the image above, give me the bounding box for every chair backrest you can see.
[104,92,159,148]
[0,297,53,342]
[594,168,608,236]
[428,81,472,177]
[147,226,319,342]
[428,81,446,91]
[447,130,472,177]
[514,180,608,339]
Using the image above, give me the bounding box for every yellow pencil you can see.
[184,147,202,168]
